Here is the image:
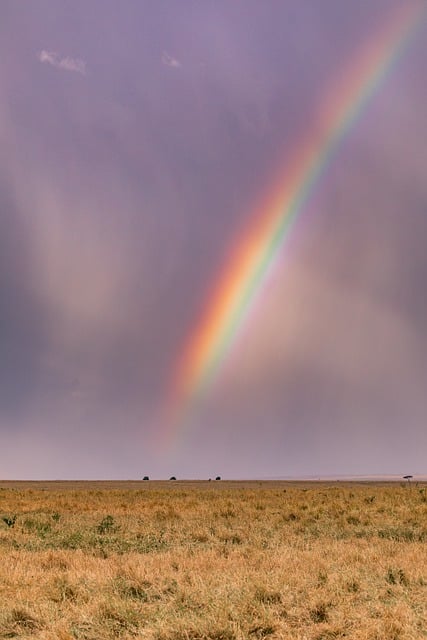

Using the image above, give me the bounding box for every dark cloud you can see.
[0,180,51,418]
[0,0,425,478]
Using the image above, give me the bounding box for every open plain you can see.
[0,481,426,639]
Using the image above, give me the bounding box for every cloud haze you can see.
[162,51,182,69]
[0,0,426,479]
[39,50,86,74]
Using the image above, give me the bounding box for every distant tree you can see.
[143,476,149,481]
[215,476,221,481]
[403,475,413,485]
[169,476,176,481]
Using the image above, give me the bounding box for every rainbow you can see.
[158,3,424,444]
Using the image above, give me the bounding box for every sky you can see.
[0,0,426,479]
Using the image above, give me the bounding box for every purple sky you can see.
[1,1,426,479]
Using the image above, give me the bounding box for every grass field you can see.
[0,481,426,639]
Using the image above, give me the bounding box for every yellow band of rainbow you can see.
[158,3,425,447]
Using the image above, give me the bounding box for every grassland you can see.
[0,481,426,639]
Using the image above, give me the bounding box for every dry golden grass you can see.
[0,481,426,639]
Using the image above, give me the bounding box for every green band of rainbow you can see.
[158,3,425,445]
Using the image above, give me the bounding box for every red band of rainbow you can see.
[157,3,425,447]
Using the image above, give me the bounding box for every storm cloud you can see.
[0,0,426,479]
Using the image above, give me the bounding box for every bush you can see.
[2,515,16,528]
[97,515,117,534]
